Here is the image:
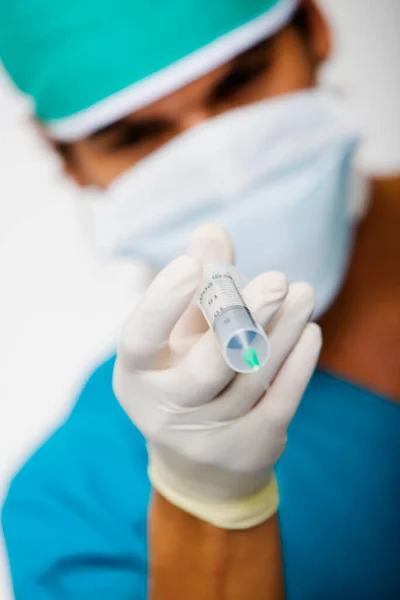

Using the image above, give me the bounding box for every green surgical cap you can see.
[0,0,297,141]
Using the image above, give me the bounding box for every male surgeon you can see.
[1,0,400,598]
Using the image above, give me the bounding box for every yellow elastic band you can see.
[149,464,279,530]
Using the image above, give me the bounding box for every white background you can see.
[0,1,399,597]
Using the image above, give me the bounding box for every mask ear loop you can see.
[347,164,371,223]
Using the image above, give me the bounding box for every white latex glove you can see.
[113,225,322,529]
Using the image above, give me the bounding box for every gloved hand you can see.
[113,224,322,529]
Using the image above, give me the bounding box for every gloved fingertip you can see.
[259,271,289,297]
[303,322,323,352]
[245,271,288,305]
[286,281,316,315]
[187,223,234,264]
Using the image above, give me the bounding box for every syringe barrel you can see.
[197,262,270,373]
[214,306,258,342]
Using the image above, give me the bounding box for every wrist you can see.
[148,450,279,530]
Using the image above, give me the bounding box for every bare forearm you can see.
[149,492,284,600]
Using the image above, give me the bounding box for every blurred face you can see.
[59,1,330,188]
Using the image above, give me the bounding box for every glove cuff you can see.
[149,459,279,530]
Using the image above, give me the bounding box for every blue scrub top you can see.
[2,357,400,599]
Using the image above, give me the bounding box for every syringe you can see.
[197,262,270,373]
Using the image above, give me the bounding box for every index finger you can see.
[119,255,202,370]
[171,224,235,349]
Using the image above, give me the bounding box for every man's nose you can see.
[179,107,211,131]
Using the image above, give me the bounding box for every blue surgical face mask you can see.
[85,90,367,317]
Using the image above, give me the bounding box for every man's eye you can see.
[209,64,266,104]
[113,121,171,149]
[113,124,166,150]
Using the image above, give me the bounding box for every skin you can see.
[52,1,400,597]
[319,175,400,401]
[60,2,329,188]
[150,493,284,600]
